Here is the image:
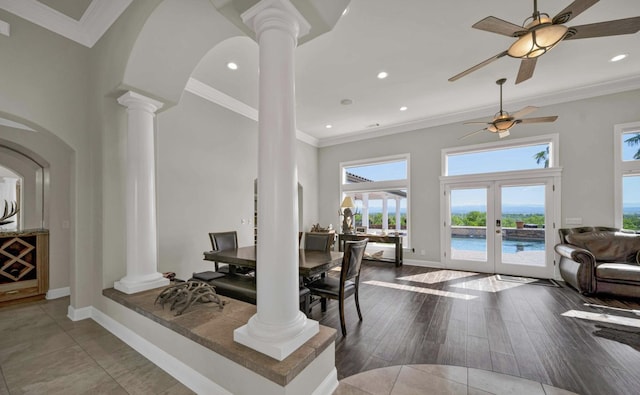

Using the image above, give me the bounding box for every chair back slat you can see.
[341,239,368,282]
[209,231,238,251]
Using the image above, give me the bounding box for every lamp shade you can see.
[340,196,355,208]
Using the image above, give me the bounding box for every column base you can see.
[114,273,169,294]
[234,314,319,361]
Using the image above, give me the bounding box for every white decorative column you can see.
[382,196,388,232]
[395,197,401,232]
[362,193,369,231]
[114,91,169,294]
[236,0,315,361]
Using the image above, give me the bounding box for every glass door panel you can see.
[499,184,546,266]
[446,185,495,273]
[495,180,553,278]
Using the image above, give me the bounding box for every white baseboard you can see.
[91,308,230,395]
[403,259,444,268]
[46,286,70,300]
[67,304,92,321]
[312,367,338,395]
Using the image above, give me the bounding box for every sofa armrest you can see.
[554,243,597,294]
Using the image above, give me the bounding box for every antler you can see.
[0,200,19,225]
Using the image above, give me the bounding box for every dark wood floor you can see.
[308,262,640,395]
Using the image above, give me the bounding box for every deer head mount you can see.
[0,200,19,226]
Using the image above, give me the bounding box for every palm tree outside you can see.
[533,146,549,168]
[625,133,640,160]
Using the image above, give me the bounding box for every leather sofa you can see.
[555,226,640,298]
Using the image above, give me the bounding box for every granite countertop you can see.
[103,286,336,386]
[0,228,49,237]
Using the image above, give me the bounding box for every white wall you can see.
[155,91,320,280]
[0,8,83,293]
[318,89,640,263]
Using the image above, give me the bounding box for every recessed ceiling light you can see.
[342,7,349,16]
[400,106,408,111]
[610,54,628,62]
[377,71,388,79]
[325,124,332,129]
[227,62,238,70]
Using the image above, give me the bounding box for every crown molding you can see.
[0,117,35,132]
[0,0,132,47]
[185,78,319,147]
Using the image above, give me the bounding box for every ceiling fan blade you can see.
[449,51,509,82]
[552,0,599,25]
[519,116,559,124]
[512,106,538,118]
[515,58,537,84]
[472,16,524,37]
[565,17,640,40]
[459,128,487,140]
[463,121,491,125]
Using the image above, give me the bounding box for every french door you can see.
[442,175,557,278]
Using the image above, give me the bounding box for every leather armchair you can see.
[555,226,640,298]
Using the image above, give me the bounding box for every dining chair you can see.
[305,238,368,336]
[304,232,333,252]
[209,231,253,275]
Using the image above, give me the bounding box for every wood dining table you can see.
[203,246,343,278]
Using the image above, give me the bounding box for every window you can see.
[443,135,557,176]
[614,122,640,230]
[340,155,410,247]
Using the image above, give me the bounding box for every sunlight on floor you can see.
[449,275,529,293]
[562,310,640,328]
[396,269,479,284]
[363,280,477,300]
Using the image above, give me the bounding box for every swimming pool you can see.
[451,237,545,253]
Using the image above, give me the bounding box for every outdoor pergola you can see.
[346,172,407,234]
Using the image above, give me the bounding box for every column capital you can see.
[117,91,164,113]
[242,0,310,44]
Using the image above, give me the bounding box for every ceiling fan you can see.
[449,0,640,84]
[460,78,558,140]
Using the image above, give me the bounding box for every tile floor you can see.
[0,297,577,394]
[0,297,193,395]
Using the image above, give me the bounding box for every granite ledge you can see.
[102,287,336,386]
[0,228,49,237]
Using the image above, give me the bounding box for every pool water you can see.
[451,237,545,253]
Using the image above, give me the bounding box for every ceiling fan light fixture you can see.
[507,17,568,59]
[493,118,517,131]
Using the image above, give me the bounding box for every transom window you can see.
[443,135,557,177]
[341,155,410,247]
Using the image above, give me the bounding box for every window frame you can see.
[613,121,640,229]
[340,154,410,248]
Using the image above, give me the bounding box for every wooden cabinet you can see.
[0,229,49,303]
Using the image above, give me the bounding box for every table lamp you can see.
[340,196,355,234]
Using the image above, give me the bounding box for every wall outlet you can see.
[420,249,426,256]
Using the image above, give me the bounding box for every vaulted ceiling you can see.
[2,0,639,145]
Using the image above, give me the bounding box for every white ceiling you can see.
[3,0,640,146]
